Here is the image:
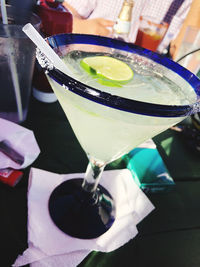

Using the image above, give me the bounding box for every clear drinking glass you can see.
[135,15,168,52]
[176,26,200,75]
[0,6,40,123]
[37,34,200,239]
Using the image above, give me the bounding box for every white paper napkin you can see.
[13,167,155,267]
[0,118,40,169]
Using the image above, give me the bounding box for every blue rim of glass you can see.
[46,33,200,118]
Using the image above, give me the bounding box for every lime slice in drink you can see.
[80,56,134,85]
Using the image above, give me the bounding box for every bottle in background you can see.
[32,0,72,103]
[113,0,134,42]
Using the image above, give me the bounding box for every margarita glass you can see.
[37,33,200,239]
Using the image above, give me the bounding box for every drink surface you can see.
[48,49,196,163]
[64,50,194,106]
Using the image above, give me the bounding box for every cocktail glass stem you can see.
[48,156,115,239]
[82,158,106,193]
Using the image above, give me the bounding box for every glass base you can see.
[48,178,115,239]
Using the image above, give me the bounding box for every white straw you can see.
[1,0,23,122]
[0,0,8,24]
[8,52,24,121]
[22,23,71,74]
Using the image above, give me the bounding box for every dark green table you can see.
[1,96,200,267]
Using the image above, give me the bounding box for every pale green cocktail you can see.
[48,50,196,164]
[36,33,200,239]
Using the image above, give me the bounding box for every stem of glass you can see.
[82,157,106,193]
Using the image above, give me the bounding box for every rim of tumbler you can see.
[0,5,41,37]
[46,33,200,118]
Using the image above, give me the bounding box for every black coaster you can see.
[49,178,115,239]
